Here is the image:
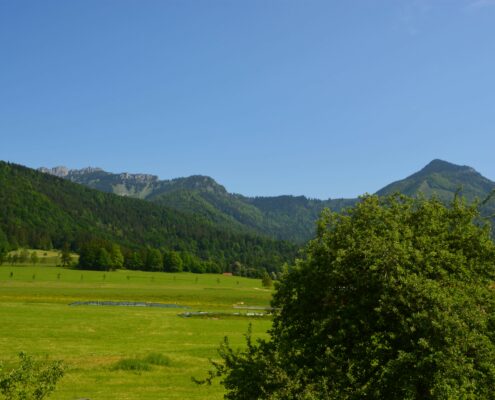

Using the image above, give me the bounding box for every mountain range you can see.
[39,159,495,243]
[39,165,356,242]
[1,159,494,273]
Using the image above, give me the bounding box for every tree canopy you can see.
[203,194,495,399]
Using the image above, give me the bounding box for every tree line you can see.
[77,238,270,277]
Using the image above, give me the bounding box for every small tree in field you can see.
[59,243,72,268]
[109,244,124,269]
[261,271,273,288]
[199,194,495,399]
[0,352,64,400]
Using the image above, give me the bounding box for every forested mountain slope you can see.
[0,162,297,272]
[39,166,356,242]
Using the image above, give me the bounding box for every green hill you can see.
[0,162,297,272]
[376,159,495,202]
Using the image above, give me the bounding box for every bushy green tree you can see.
[146,248,163,272]
[78,242,98,269]
[124,251,144,270]
[163,250,183,272]
[96,248,112,270]
[230,261,243,276]
[261,271,273,288]
[109,244,124,269]
[0,352,64,400]
[181,251,206,273]
[201,195,495,399]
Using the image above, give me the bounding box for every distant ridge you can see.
[39,165,355,242]
[39,159,495,242]
[38,166,105,178]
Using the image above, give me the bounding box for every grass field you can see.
[0,264,274,399]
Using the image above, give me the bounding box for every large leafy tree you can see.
[203,195,495,399]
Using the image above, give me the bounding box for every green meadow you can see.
[0,264,273,399]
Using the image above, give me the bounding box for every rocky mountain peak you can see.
[38,166,70,177]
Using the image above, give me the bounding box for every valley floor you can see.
[0,266,272,399]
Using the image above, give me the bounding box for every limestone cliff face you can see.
[38,166,70,177]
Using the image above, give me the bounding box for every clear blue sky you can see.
[1,0,494,198]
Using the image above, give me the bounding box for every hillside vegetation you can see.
[0,162,297,273]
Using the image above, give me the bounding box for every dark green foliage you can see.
[162,250,183,272]
[0,162,297,273]
[96,248,112,269]
[261,271,272,288]
[204,195,495,399]
[230,261,243,276]
[124,250,144,270]
[78,240,109,270]
[109,244,124,269]
[145,248,163,272]
[180,251,205,273]
[0,352,64,400]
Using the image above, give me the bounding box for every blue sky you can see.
[1,0,494,198]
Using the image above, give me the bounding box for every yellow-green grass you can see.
[0,265,273,399]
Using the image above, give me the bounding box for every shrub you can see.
[0,352,64,400]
